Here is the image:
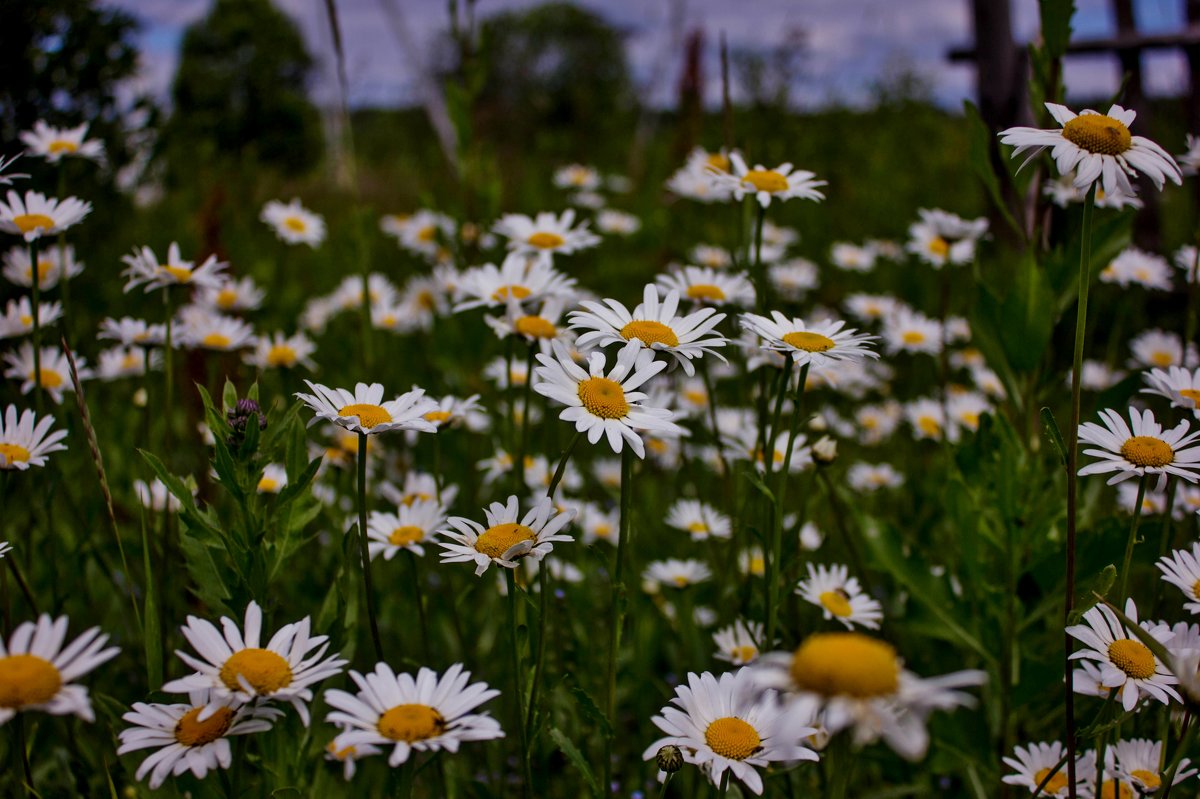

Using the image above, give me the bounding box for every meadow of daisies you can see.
[4,8,1200,799]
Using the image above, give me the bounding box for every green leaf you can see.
[179,531,233,613]
[222,379,237,414]
[548,727,601,798]
[1039,0,1075,59]
[139,506,163,689]
[1040,407,1068,469]
[567,679,613,739]
[963,101,1022,238]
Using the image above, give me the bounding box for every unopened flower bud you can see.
[655,744,684,773]
[812,435,838,465]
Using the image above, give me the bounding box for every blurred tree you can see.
[0,0,139,142]
[163,0,322,179]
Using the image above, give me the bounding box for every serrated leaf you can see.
[548,727,601,798]
[179,531,232,613]
[1040,407,1068,468]
[1039,0,1075,59]
[567,679,612,739]
[222,379,237,414]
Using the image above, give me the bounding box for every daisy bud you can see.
[812,435,838,465]
[655,744,684,773]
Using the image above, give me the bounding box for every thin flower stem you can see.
[546,430,583,500]
[698,358,729,477]
[14,713,32,796]
[524,559,549,742]
[1118,474,1149,601]
[27,240,42,419]
[717,769,730,797]
[162,291,174,463]
[1161,711,1195,799]
[405,550,430,660]
[505,569,532,797]
[767,362,810,646]
[657,773,674,799]
[356,433,384,661]
[604,445,635,797]
[1031,752,1071,798]
[1063,183,1097,798]
[514,341,537,493]
[752,203,767,314]
[1093,688,1118,799]
[6,559,37,615]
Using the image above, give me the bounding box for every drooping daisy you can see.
[118,690,281,790]
[0,297,61,339]
[98,316,166,348]
[325,661,503,767]
[3,343,87,404]
[906,208,988,268]
[1157,544,1200,614]
[665,499,732,541]
[1003,741,1093,797]
[830,242,877,273]
[493,210,600,259]
[882,308,943,355]
[296,381,438,437]
[1110,737,1196,794]
[256,463,288,494]
[325,738,383,781]
[642,668,819,795]
[1100,247,1173,290]
[420,394,484,432]
[0,614,118,725]
[709,153,826,208]
[768,258,819,301]
[163,601,348,725]
[438,495,573,576]
[656,266,754,308]
[244,331,317,371]
[2,243,83,289]
[533,339,682,458]
[1066,598,1179,711]
[1000,103,1182,195]
[739,312,876,372]
[20,121,105,164]
[570,284,728,376]
[366,499,446,560]
[1078,407,1200,490]
[121,242,227,293]
[713,619,770,666]
[198,275,265,313]
[261,198,325,247]
[0,191,91,241]
[178,311,255,352]
[643,558,712,591]
[796,563,882,630]
[1142,366,1200,419]
[1129,328,1197,370]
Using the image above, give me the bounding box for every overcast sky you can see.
[111,0,1190,111]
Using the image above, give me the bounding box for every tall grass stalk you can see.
[356,432,384,661]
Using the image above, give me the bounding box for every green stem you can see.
[752,203,767,314]
[406,550,430,660]
[698,358,729,477]
[505,569,532,797]
[14,714,31,796]
[1161,711,1195,799]
[717,769,730,797]
[28,240,42,420]
[524,558,549,742]
[1118,474,1149,601]
[6,559,36,615]
[657,773,675,799]
[162,291,173,465]
[1031,752,1071,798]
[356,433,384,661]
[1063,184,1096,798]
[546,430,583,499]
[603,446,635,797]
[514,341,537,494]
[767,362,810,646]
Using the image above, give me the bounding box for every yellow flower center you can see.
[748,556,765,575]
[1120,436,1174,468]
[789,632,900,698]
[704,716,762,760]
[492,285,531,302]
[730,645,758,663]
[218,648,294,694]
[706,153,731,173]
[686,521,708,535]
[1062,114,1133,156]
[389,526,424,546]
[960,412,981,429]
[1130,770,1161,791]
[417,225,437,242]
[918,416,941,436]
[378,703,445,742]
[475,522,535,559]
[160,265,193,283]
[0,654,62,707]
[902,330,926,345]
[266,344,297,367]
[47,140,78,154]
[1033,768,1069,795]
[620,320,679,348]
[927,236,950,258]
[216,288,239,309]
[283,216,307,233]
[1151,351,1174,367]
[527,232,565,249]
[672,575,691,587]
[1179,388,1200,405]
[174,706,236,747]
[1107,639,1155,679]
[29,261,53,284]
[687,284,727,302]
[577,376,629,419]
[18,314,31,327]
[416,291,437,311]
[0,443,32,465]
[782,331,835,352]
[201,332,232,349]
[742,169,788,193]
[338,403,391,429]
[515,315,557,339]
[257,477,279,493]
[1097,782,1134,799]
[10,214,54,234]
[684,389,708,406]
[819,589,854,618]
[28,368,63,389]
[424,410,452,424]
[327,742,357,760]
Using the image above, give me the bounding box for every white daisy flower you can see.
[739,547,767,577]
[454,253,577,312]
[521,454,582,495]
[656,266,754,308]
[762,220,800,249]
[0,614,118,725]
[198,275,265,313]
[296,381,438,437]
[1174,244,1198,283]
[19,121,105,164]
[1066,598,1179,712]
[419,394,484,432]
[329,273,398,312]
[642,668,819,795]
[1116,480,1169,516]
[578,501,619,546]
[643,558,712,591]
[98,316,165,348]
[96,346,158,380]
[117,690,281,790]
[1002,741,1093,797]
[0,297,61,339]
[1111,737,1196,794]
[244,331,317,371]
[713,619,770,666]
[906,208,988,268]
[134,477,183,513]
[796,563,882,630]
[121,242,227,293]
[177,311,255,352]
[367,499,446,560]
[483,356,530,390]
[256,463,288,494]
[325,738,383,781]
[437,495,573,576]
[1077,407,1200,490]
[843,293,901,325]
[882,307,942,355]
[261,198,325,247]
[570,284,728,377]
[325,662,504,767]
[1000,103,1182,195]
[0,190,91,241]
[379,471,458,509]
[768,258,819,301]
[665,149,737,203]
[594,209,638,235]
[1129,328,1198,370]
[948,392,991,434]
[854,402,902,445]
[486,297,573,356]
[533,339,683,458]
[691,244,734,270]
[1142,366,1200,419]
[830,242,876,273]
[846,462,904,492]
[2,243,83,289]
[1067,359,1126,392]
[493,209,600,258]
[163,601,348,725]
[1157,543,1200,614]
[710,153,826,208]
[389,276,446,333]
[553,163,602,191]
[665,499,732,541]
[1100,247,1173,290]
[3,343,87,404]
[739,312,876,371]
[1180,134,1200,175]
